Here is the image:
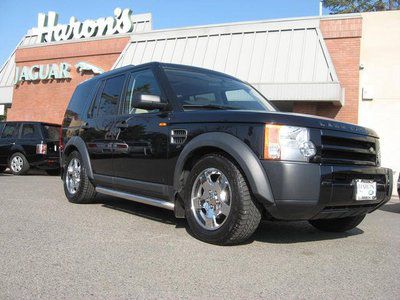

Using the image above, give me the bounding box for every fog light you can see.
[299,141,316,158]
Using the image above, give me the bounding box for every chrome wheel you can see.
[191,168,232,230]
[66,158,81,195]
[10,156,23,173]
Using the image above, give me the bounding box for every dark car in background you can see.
[0,121,61,175]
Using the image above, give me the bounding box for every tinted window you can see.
[97,75,125,117]
[164,68,276,112]
[64,79,97,123]
[21,124,39,139]
[43,125,60,140]
[122,69,162,115]
[1,123,18,138]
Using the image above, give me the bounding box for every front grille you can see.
[320,130,378,166]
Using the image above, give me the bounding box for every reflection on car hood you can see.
[171,110,378,138]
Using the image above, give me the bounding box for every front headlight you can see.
[263,124,316,162]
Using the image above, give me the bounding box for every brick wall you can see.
[293,17,362,124]
[7,37,129,124]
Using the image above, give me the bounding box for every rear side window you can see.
[95,75,125,117]
[43,125,60,140]
[1,123,19,138]
[21,124,40,139]
[64,79,97,124]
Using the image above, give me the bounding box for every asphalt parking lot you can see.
[0,172,399,299]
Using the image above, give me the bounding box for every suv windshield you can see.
[164,67,276,112]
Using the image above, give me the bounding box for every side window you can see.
[94,75,125,118]
[122,69,162,115]
[21,124,39,139]
[1,123,18,138]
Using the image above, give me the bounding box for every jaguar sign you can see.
[14,62,104,84]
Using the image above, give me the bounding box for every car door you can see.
[112,68,170,196]
[0,123,20,165]
[82,74,126,178]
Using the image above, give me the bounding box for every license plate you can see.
[354,179,377,201]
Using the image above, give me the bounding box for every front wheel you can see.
[309,214,366,232]
[63,151,96,204]
[9,153,30,175]
[184,154,262,245]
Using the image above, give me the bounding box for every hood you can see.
[171,110,378,138]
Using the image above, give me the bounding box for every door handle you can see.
[81,122,90,129]
[116,121,129,129]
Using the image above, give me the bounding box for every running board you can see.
[96,187,175,211]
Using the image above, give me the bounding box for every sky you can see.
[0,0,329,65]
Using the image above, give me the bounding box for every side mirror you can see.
[132,93,168,110]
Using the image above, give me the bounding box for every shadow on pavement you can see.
[97,194,363,244]
[251,220,363,244]
[0,169,53,176]
[97,194,185,227]
[379,202,400,214]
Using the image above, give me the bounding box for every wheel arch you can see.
[63,136,94,180]
[173,132,275,206]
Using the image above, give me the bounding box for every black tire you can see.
[184,153,262,245]
[46,169,60,176]
[309,214,366,232]
[63,151,96,204]
[9,153,30,175]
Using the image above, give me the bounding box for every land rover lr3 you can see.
[61,62,393,245]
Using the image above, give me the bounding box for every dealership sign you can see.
[33,8,135,44]
[14,62,104,85]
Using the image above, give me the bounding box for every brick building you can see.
[0,9,398,173]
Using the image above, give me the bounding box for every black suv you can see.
[61,62,393,245]
[0,121,61,175]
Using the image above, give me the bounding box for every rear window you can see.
[43,125,60,140]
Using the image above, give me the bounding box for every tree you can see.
[323,0,400,13]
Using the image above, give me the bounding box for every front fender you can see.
[173,132,275,206]
[63,136,94,180]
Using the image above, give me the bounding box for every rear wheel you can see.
[63,151,96,204]
[9,153,30,175]
[309,214,366,232]
[184,154,261,245]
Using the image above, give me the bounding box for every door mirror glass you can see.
[132,93,167,110]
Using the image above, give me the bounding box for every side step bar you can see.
[96,187,175,211]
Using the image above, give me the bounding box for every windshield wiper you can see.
[182,104,238,110]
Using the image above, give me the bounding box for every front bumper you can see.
[262,161,393,220]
